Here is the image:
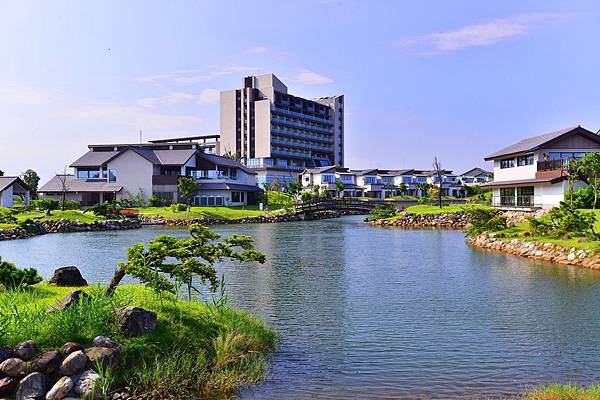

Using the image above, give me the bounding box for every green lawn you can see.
[139,205,286,221]
[523,383,600,399]
[0,283,276,398]
[404,204,487,215]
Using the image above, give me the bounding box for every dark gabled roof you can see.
[198,153,257,175]
[0,177,29,192]
[39,175,122,193]
[71,146,197,168]
[301,166,336,174]
[484,125,600,161]
[461,167,492,177]
[70,151,120,167]
[128,146,162,165]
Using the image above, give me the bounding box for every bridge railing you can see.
[294,198,378,213]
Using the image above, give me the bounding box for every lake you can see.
[1,215,599,399]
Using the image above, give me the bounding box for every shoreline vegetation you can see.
[0,224,276,399]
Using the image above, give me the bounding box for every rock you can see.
[49,266,88,287]
[14,340,39,361]
[73,370,102,400]
[0,347,11,363]
[93,336,124,350]
[0,358,28,378]
[48,290,90,312]
[85,346,120,370]
[0,376,18,397]
[59,350,88,376]
[15,372,46,400]
[31,350,62,375]
[45,376,74,400]
[117,306,157,337]
[61,342,84,355]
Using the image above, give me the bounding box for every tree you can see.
[399,182,408,196]
[417,182,429,197]
[178,177,198,211]
[106,224,266,298]
[37,199,59,216]
[576,152,600,209]
[0,257,42,289]
[0,169,4,176]
[271,177,280,193]
[287,181,303,201]
[384,183,395,199]
[56,168,71,211]
[335,180,344,198]
[432,157,444,208]
[22,169,40,199]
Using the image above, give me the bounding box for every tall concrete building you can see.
[220,73,344,187]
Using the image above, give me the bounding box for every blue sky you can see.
[1,0,600,182]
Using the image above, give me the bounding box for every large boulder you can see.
[48,290,90,312]
[85,347,120,370]
[31,350,62,375]
[45,376,74,400]
[61,342,84,355]
[59,350,88,376]
[0,376,18,397]
[15,372,46,400]
[117,306,157,337]
[0,358,28,378]
[0,347,11,363]
[73,370,102,400]
[13,340,39,361]
[49,266,88,287]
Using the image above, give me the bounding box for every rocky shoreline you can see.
[138,209,358,226]
[369,212,470,229]
[468,233,600,270]
[0,219,141,241]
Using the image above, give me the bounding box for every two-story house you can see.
[482,125,600,209]
[300,166,361,197]
[460,167,493,186]
[39,141,261,207]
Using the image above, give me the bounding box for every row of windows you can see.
[77,169,117,182]
[500,154,534,169]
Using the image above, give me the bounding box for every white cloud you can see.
[197,89,220,105]
[398,13,564,55]
[137,89,220,108]
[295,69,334,85]
[134,65,260,85]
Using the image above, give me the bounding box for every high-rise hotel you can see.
[220,73,344,187]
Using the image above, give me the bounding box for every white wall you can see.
[106,150,154,202]
[492,152,538,182]
[0,186,13,208]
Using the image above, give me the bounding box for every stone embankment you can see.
[369,210,547,230]
[369,212,470,229]
[139,210,355,226]
[0,219,141,241]
[468,233,600,270]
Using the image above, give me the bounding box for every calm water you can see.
[1,216,599,399]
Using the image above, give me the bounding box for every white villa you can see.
[0,177,30,208]
[300,167,467,198]
[39,140,262,207]
[482,125,600,209]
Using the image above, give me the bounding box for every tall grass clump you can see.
[0,285,130,347]
[523,383,600,400]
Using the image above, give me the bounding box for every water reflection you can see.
[1,216,599,399]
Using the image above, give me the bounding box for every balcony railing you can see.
[271,106,334,125]
[537,159,567,171]
[492,196,540,208]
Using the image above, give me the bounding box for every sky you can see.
[1,0,600,182]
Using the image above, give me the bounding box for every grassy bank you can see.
[0,283,276,398]
[523,383,600,399]
[139,204,286,221]
[0,207,109,228]
[403,204,487,215]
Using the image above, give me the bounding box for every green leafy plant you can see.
[369,204,396,221]
[22,169,40,199]
[106,224,267,299]
[178,177,198,211]
[335,180,345,198]
[465,207,506,235]
[528,201,597,238]
[0,257,42,289]
[86,201,119,218]
[575,152,600,209]
[35,198,59,216]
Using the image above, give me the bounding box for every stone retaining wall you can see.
[369,212,470,229]
[0,219,141,241]
[468,233,600,270]
[139,210,355,226]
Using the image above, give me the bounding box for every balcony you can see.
[271,105,334,125]
[492,196,540,209]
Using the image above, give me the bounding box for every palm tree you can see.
[335,180,345,198]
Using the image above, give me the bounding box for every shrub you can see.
[170,203,178,213]
[59,199,80,210]
[177,203,188,212]
[571,185,598,209]
[34,199,59,215]
[0,209,17,224]
[369,204,396,221]
[0,257,42,289]
[149,196,173,207]
[465,207,506,235]
[529,201,597,238]
[300,192,312,203]
[87,202,119,218]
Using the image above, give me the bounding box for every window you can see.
[340,175,353,182]
[108,170,117,183]
[322,174,334,183]
[77,169,100,179]
[402,176,412,184]
[500,158,515,169]
[231,192,241,202]
[517,154,534,166]
[364,176,377,184]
